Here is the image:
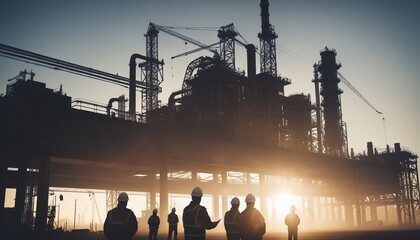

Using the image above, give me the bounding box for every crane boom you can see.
[148,23,217,54]
[337,72,382,114]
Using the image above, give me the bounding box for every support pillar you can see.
[35,156,50,232]
[370,205,378,222]
[307,196,314,227]
[212,172,220,219]
[337,204,343,223]
[259,173,267,218]
[345,202,354,227]
[221,170,228,216]
[213,194,220,219]
[192,171,198,185]
[160,136,168,230]
[361,204,367,225]
[150,191,156,211]
[15,159,27,228]
[355,202,362,227]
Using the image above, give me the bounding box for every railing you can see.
[71,98,146,123]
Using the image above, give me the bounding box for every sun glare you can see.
[274,192,300,220]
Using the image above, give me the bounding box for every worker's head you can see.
[245,193,256,208]
[117,192,129,206]
[153,208,158,215]
[230,197,240,209]
[172,207,176,213]
[290,205,296,213]
[191,186,203,203]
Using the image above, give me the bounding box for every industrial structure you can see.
[0,0,419,236]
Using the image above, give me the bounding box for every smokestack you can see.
[246,44,256,78]
[367,142,374,156]
[394,143,401,153]
[260,0,270,35]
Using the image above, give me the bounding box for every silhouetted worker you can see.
[284,205,300,240]
[183,186,220,240]
[148,208,160,240]
[104,192,138,240]
[224,197,241,240]
[167,207,179,240]
[238,193,266,240]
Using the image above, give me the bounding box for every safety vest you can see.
[168,213,178,226]
[108,209,133,227]
[106,209,134,240]
[148,215,160,229]
[224,211,240,235]
[183,204,205,239]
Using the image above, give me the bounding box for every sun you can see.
[274,191,300,220]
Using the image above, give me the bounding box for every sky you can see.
[1,0,420,229]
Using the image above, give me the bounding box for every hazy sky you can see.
[1,0,419,155]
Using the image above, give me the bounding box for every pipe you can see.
[246,44,256,78]
[129,54,163,115]
[168,89,188,128]
[246,44,257,100]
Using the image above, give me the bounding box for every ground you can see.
[6,228,420,240]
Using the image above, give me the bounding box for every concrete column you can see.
[213,172,220,219]
[396,200,402,226]
[150,191,156,211]
[15,159,27,227]
[370,205,378,222]
[307,196,314,226]
[35,156,50,232]
[337,204,343,223]
[361,204,367,225]
[192,171,198,184]
[213,194,220,219]
[345,202,354,227]
[355,202,362,227]
[259,173,267,218]
[160,137,168,226]
[221,170,228,216]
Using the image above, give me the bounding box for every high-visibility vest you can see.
[148,215,160,229]
[168,213,178,226]
[183,204,205,239]
[108,209,132,227]
[224,211,240,235]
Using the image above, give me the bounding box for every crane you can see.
[147,23,218,56]
[337,72,383,115]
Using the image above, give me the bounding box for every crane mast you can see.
[258,0,278,77]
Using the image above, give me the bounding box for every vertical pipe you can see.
[129,56,137,116]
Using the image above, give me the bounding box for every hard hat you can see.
[172,207,176,212]
[230,197,240,205]
[245,193,256,203]
[153,209,158,214]
[191,187,203,197]
[118,192,129,202]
